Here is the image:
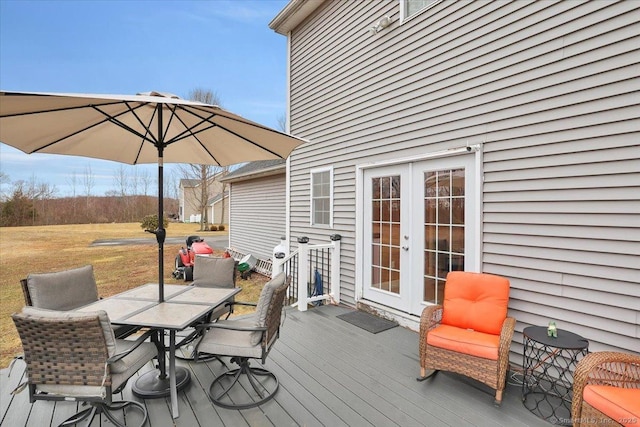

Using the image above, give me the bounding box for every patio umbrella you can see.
[0,90,305,302]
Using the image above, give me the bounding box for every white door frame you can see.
[355,145,483,315]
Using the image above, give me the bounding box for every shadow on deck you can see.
[1,304,550,427]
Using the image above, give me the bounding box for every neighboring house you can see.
[270,0,640,359]
[207,191,229,225]
[178,173,225,223]
[221,160,287,260]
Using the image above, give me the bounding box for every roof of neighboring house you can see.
[220,159,286,183]
[180,170,228,189]
[180,179,200,188]
[207,191,229,206]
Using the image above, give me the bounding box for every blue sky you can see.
[0,0,289,197]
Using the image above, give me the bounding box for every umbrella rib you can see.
[0,98,124,118]
[166,105,222,165]
[97,103,159,145]
[180,106,285,159]
[22,103,151,154]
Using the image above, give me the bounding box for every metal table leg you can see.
[132,328,191,418]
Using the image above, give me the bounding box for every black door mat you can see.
[336,310,398,334]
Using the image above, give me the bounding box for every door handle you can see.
[402,246,409,251]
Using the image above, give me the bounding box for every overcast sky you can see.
[0,0,289,197]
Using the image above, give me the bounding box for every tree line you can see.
[0,171,178,227]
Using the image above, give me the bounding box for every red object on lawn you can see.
[173,235,214,281]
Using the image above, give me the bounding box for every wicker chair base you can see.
[578,401,622,427]
[59,400,147,427]
[423,345,504,403]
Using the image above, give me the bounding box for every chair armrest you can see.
[107,329,155,364]
[496,317,516,385]
[498,317,516,356]
[572,351,640,422]
[419,305,443,367]
[420,304,443,338]
[228,301,258,308]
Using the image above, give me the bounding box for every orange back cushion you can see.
[441,271,510,335]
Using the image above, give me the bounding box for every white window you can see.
[310,167,333,226]
[401,0,438,20]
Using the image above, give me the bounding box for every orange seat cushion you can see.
[427,324,500,360]
[441,272,510,335]
[583,385,640,427]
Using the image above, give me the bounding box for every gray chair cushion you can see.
[250,272,286,345]
[197,319,263,359]
[192,256,235,288]
[27,265,99,311]
[109,338,157,390]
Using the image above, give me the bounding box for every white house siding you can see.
[228,174,286,260]
[208,196,229,225]
[284,0,640,355]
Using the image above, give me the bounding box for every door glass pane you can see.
[370,174,401,295]
[423,169,465,304]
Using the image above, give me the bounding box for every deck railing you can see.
[272,235,341,311]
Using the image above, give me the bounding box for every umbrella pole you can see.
[157,150,165,302]
[156,104,166,303]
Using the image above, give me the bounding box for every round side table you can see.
[522,326,589,426]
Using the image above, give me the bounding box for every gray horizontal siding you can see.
[228,174,286,260]
[286,0,640,352]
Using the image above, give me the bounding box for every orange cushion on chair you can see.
[583,385,640,427]
[427,324,500,360]
[441,272,510,335]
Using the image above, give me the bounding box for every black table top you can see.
[523,325,589,350]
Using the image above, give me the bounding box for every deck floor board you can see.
[1,305,551,427]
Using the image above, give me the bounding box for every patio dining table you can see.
[76,283,241,419]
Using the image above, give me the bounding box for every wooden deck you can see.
[1,305,551,427]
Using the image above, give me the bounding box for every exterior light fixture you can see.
[368,15,392,34]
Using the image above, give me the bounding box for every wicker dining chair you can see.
[175,255,238,362]
[571,351,640,427]
[11,306,158,427]
[418,271,515,405]
[20,264,139,339]
[194,272,289,409]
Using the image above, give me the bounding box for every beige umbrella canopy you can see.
[0,90,302,166]
[0,90,306,301]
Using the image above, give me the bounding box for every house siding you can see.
[228,174,286,260]
[209,196,229,225]
[285,0,640,354]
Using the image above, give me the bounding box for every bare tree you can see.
[66,170,79,220]
[0,177,56,226]
[276,113,287,132]
[0,171,9,201]
[179,88,228,231]
[27,174,57,224]
[140,168,152,196]
[82,165,95,219]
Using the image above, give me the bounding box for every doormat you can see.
[336,310,398,334]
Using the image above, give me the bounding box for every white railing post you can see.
[297,236,309,312]
[272,236,288,279]
[330,234,341,305]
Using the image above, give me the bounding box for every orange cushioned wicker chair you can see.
[418,271,515,405]
[572,351,640,427]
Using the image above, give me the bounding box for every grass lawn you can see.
[0,222,270,369]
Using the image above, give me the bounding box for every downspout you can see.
[285,31,292,252]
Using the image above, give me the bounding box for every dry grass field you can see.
[0,222,269,369]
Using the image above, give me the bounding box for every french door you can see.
[362,154,478,316]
